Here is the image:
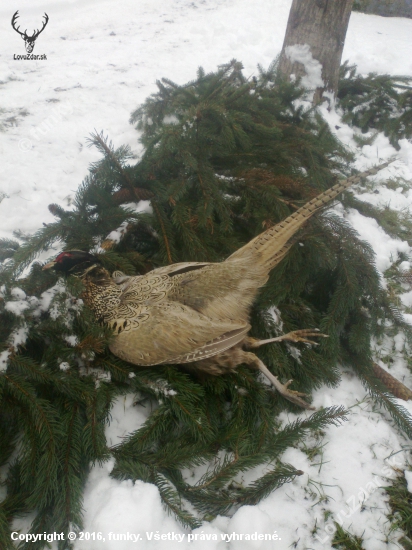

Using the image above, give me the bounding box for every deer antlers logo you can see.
[11,11,49,54]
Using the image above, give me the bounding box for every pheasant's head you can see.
[42,250,99,274]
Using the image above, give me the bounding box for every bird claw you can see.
[254,358,315,410]
[278,380,314,409]
[247,328,328,349]
[279,328,328,345]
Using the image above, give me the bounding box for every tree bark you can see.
[278,0,354,105]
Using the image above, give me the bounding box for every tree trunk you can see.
[278,0,354,105]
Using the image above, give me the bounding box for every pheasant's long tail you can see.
[227,159,394,271]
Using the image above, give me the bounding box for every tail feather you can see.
[227,159,394,270]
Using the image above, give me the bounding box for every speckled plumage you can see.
[49,161,393,409]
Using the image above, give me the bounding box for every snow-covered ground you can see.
[2,0,412,548]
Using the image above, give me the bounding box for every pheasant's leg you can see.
[241,351,315,410]
[246,329,328,348]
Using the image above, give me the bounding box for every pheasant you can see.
[43,161,394,409]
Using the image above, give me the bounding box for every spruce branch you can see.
[0,507,15,550]
[87,130,153,202]
[236,463,303,506]
[362,373,412,439]
[2,58,410,541]
[151,201,173,263]
[154,474,202,529]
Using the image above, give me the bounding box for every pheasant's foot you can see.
[274,380,315,410]
[248,328,328,348]
[254,357,315,410]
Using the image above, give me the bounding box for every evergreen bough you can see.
[338,61,412,149]
[1,60,411,548]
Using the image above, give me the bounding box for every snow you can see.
[345,208,410,272]
[284,44,324,100]
[37,282,66,314]
[64,335,79,346]
[1,0,412,548]
[103,201,153,245]
[9,325,30,348]
[10,287,26,300]
[105,221,129,245]
[400,290,412,307]
[4,298,31,316]
[403,313,412,326]
[163,115,180,125]
[405,470,412,493]
[0,351,10,372]
[1,0,411,241]
[77,466,186,550]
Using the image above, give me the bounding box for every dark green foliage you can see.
[342,193,412,247]
[128,59,354,264]
[386,474,412,549]
[332,523,365,549]
[338,62,412,149]
[0,240,19,263]
[1,59,411,547]
[0,285,114,549]
[352,0,412,19]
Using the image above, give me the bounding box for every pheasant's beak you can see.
[42,261,56,271]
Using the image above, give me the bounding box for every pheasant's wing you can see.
[112,263,212,288]
[114,262,213,305]
[108,300,250,366]
[146,262,212,277]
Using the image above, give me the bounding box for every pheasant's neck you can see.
[80,266,122,323]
